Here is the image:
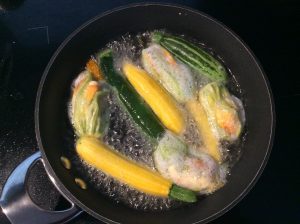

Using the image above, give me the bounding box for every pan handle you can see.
[0,151,82,224]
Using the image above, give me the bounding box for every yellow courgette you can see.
[186,100,221,162]
[76,136,197,202]
[122,62,185,135]
[76,136,172,197]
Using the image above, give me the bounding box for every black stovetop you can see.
[1,0,299,223]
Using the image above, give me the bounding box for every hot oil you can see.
[106,31,151,70]
[68,31,246,211]
[69,91,183,211]
[68,31,183,209]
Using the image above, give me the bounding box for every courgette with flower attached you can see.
[199,82,244,141]
[76,136,197,202]
[152,32,227,82]
[98,49,165,139]
[153,131,226,193]
[122,62,185,134]
[142,44,195,103]
[141,45,222,162]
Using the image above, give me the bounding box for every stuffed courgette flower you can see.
[199,82,245,141]
[154,131,226,194]
[71,71,105,138]
[142,44,195,103]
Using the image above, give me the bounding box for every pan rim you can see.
[35,2,276,224]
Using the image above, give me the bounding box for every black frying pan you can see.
[0,3,275,224]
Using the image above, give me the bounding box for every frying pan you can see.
[0,3,275,224]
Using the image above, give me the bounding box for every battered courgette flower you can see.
[142,44,195,103]
[153,131,226,194]
[199,82,244,141]
[71,71,105,138]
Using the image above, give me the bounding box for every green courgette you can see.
[169,185,197,203]
[152,32,227,82]
[98,49,165,139]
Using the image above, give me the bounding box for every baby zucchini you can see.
[122,62,185,135]
[98,49,165,139]
[186,99,221,162]
[76,136,197,202]
[152,32,227,82]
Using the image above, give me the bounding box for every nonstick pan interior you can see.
[35,4,274,224]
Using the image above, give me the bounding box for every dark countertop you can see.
[0,0,299,223]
